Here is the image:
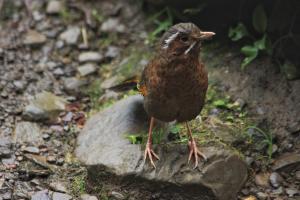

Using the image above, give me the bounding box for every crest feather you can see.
[162,32,179,49]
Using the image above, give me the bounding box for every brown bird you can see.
[110,23,215,168]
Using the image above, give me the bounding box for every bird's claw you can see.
[143,143,159,169]
[188,140,207,169]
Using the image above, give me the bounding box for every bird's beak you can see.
[197,31,215,40]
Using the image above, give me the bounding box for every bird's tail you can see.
[107,76,139,92]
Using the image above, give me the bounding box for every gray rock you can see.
[281,61,300,80]
[63,77,87,93]
[2,155,16,166]
[51,192,72,200]
[59,26,81,45]
[23,30,46,46]
[49,181,68,193]
[286,188,299,197]
[105,46,120,58]
[46,0,63,14]
[23,91,67,121]
[31,190,50,200]
[111,191,125,200]
[269,172,283,188]
[78,52,103,63]
[53,68,64,76]
[0,137,12,158]
[78,63,96,76]
[22,146,40,154]
[13,80,26,91]
[80,194,98,200]
[13,122,43,143]
[100,76,118,89]
[272,153,300,171]
[100,18,126,33]
[76,95,247,200]
[256,192,268,200]
[271,186,284,195]
[32,11,44,22]
[296,171,300,180]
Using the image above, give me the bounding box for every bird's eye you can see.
[179,35,188,42]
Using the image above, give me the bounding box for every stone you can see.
[76,95,248,200]
[51,192,72,200]
[271,186,284,195]
[281,61,300,80]
[105,46,120,58]
[286,188,299,197]
[0,137,12,158]
[33,11,44,22]
[13,80,26,91]
[14,122,43,143]
[100,76,118,89]
[269,172,283,188]
[23,30,46,46]
[272,153,300,171]
[31,190,50,200]
[80,194,98,200]
[256,192,268,200]
[100,18,125,33]
[78,52,103,63]
[49,181,68,193]
[111,191,125,200]
[23,91,67,121]
[255,172,270,187]
[78,51,103,62]
[63,77,87,93]
[53,68,64,76]
[22,146,40,154]
[78,63,96,76]
[46,0,63,14]
[46,155,57,164]
[243,196,257,200]
[59,26,81,45]
[296,171,300,180]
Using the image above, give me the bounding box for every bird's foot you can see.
[188,139,207,169]
[143,142,159,169]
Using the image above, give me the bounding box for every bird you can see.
[109,22,215,168]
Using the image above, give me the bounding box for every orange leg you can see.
[144,117,160,168]
[186,122,207,168]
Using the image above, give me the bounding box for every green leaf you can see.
[126,134,143,144]
[126,135,137,144]
[213,99,227,108]
[241,45,258,69]
[252,5,268,33]
[228,23,249,41]
[254,35,266,50]
[170,124,181,134]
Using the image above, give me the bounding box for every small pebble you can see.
[269,172,283,188]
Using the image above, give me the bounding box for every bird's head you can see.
[160,23,215,57]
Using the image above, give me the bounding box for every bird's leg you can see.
[186,122,207,168]
[144,117,160,168]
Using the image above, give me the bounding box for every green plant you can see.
[126,134,143,144]
[71,175,86,197]
[228,4,272,69]
[92,9,104,23]
[147,8,173,43]
[246,126,273,159]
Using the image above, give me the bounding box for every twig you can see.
[81,27,88,47]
